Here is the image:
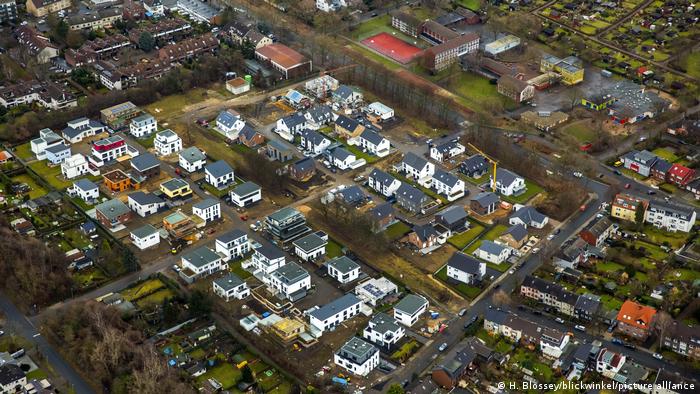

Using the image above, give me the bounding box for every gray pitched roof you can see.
[360,129,385,146]
[476,240,507,255]
[495,168,521,187]
[292,157,315,172]
[402,152,429,171]
[461,154,488,174]
[332,146,353,161]
[473,192,499,207]
[510,206,547,225]
[648,199,696,220]
[394,294,428,315]
[182,246,220,268]
[503,224,527,241]
[369,202,394,220]
[131,152,160,171]
[281,113,306,128]
[369,168,398,186]
[310,293,362,321]
[95,199,130,220]
[335,114,361,132]
[334,85,356,101]
[447,252,483,274]
[338,185,365,204]
[396,183,429,203]
[306,105,333,122]
[301,129,330,146]
[205,160,234,178]
[436,205,467,225]
[433,168,460,187]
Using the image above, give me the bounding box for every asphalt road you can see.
[0,294,95,394]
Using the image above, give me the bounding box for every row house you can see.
[15,25,59,64]
[521,275,600,320]
[484,309,570,359]
[158,33,218,63]
[0,81,77,110]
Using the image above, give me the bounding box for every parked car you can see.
[624,183,631,189]
[653,353,663,360]
[555,317,565,324]
[438,342,448,352]
[574,325,586,332]
[458,308,467,317]
[171,264,181,273]
[611,338,623,345]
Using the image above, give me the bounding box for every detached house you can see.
[238,125,265,148]
[61,153,91,179]
[333,85,363,107]
[154,129,182,156]
[95,199,132,229]
[330,147,357,170]
[470,192,499,216]
[474,240,510,264]
[435,206,468,232]
[68,179,99,203]
[276,113,307,136]
[446,252,485,285]
[31,129,64,160]
[216,109,245,140]
[334,115,365,139]
[399,152,435,183]
[179,146,206,172]
[213,273,250,301]
[45,143,71,164]
[229,181,262,207]
[363,313,405,350]
[616,300,657,340]
[204,160,235,189]
[393,294,429,327]
[431,169,465,201]
[130,224,160,250]
[292,232,327,262]
[130,153,160,180]
[498,224,528,249]
[304,105,335,130]
[326,256,361,284]
[334,337,379,377]
[309,294,363,332]
[269,262,311,301]
[406,224,443,250]
[667,164,696,187]
[215,229,250,261]
[460,154,489,178]
[192,198,221,223]
[62,117,106,143]
[127,191,166,217]
[179,246,226,283]
[300,129,332,155]
[357,129,390,157]
[430,139,465,162]
[129,113,157,138]
[492,169,526,196]
[368,168,401,197]
[289,157,316,182]
[509,206,548,229]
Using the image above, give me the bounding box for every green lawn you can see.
[343,141,380,164]
[26,369,48,380]
[652,147,679,162]
[27,161,72,190]
[665,269,700,282]
[350,14,392,40]
[643,225,690,248]
[620,167,647,181]
[146,88,208,119]
[201,181,238,198]
[501,179,544,204]
[596,261,624,273]
[196,362,241,390]
[65,227,92,249]
[326,239,344,258]
[135,288,175,308]
[446,72,516,114]
[659,183,678,194]
[384,221,411,240]
[461,171,490,186]
[10,174,48,199]
[435,267,483,299]
[447,223,485,249]
[229,260,252,279]
[12,143,34,160]
[487,261,511,273]
[134,133,157,149]
[682,52,700,79]
[600,294,623,311]
[465,224,508,254]
[456,0,481,10]
[562,122,596,143]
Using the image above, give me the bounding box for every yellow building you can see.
[540,54,584,85]
[160,178,192,199]
[611,193,648,222]
[270,318,305,342]
[26,0,71,17]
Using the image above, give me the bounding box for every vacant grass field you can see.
[683,52,700,79]
[146,89,209,119]
[456,0,481,10]
[326,239,344,258]
[561,121,596,143]
[10,174,48,199]
[135,288,175,308]
[446,72,515,114]
[121,278,165,301]
[502,179,544,204]
[652,147,679,162]
[385,221,411,240]
[435,267,482,299]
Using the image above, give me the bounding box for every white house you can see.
[474,240,510,264]
[431,169,465,201]
[143,0,165,17]
[204,160,235,189]
[334,337,379,377]
[309,293,363,332]
[62,117,106,143]
[430,140,465,162]
[180,246,226,281]
[31,129,64,160]
[45,143,71,165]
[268,262,312,301]
[508,206,549,229]
[355,277,398,307]
[215,229,250,261]
[300,129,332,155]
[317,0,347,13]
[363,313,405,349]
[493,169,526,196]
[0,364,27,394]
[68,179,99,203]
[192,198,221,222]
[367,102,394,120]
[399,152,435,184]
[330,147,357,170]
[393,294,428,327]
[213,273,250,301]
[333,85,363,107]
[179,146,206,172]
[129,113,157,138]
[127,192,166,217]
[230,181,262,207]
[446,252,486,285]
[326,256,361,284]
[215,109,246,139]
[356,129,390,157]
[368,168,401,197]
[154,129,182,156]
[61,153,90,179]
[276,113,307,136]
[250,245,286,276]
[292,232,327,262]
[645,200,697,233]
[91,135,128,163]
[304,105,335,130]
[130,224,160,250]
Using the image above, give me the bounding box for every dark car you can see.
[611,338,623,345]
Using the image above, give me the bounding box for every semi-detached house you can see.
[446,252,485,285]
[357,129,390,157]
[214,229,249,261]
[368,168,401,197]
[431,169,465,201]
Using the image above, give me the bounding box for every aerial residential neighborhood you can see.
[0,0,698,393]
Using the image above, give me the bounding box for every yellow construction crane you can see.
[467,143,498,193]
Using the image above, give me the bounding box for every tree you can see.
[72,67,96,87]
[241,364,254,383]
[634,202,645,230]
[188,290,212,316]
[387,384,405,394]
[138,32,155,52]
[491,289,512,307]
[655,310,673,347]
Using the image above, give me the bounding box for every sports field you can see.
[361,32,423,64]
